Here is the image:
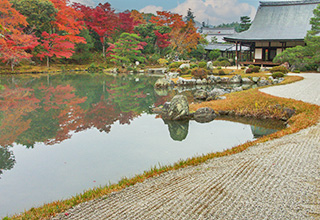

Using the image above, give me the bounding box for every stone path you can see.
[53,73,320,220]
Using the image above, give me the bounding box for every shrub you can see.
[270,66,288,74]
[190,58,197,63]
[169,62,183,69]
[191,68,208,79]
[149,54,160,64]
[190,63,198,69]
[217,56,229,62]
[245,68,253,74]
[272,72,285,78]
[248,64,255,69]
[241,66,246,70]
[293,69,301,73]
[217,66,222,70]
[157,58,168,66]
[252,66,260,73]
[198,61,207,68]
[126,67,133,71]
[180,67,190,75]
[87,63,103,73]
[218,69,225,75]
[212,61,220,66]
[220,60,231,67]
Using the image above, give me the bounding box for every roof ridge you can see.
[260,0,320,6]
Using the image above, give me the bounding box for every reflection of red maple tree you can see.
[0,87,40,147]
[37,84,87,145]
[78,95,119,133]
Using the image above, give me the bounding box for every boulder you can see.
[229,75,242,83]
[201,78,208,84]
[242,77,253,84]
[194,89,208,100]
[179,63,190,69]
[161,95,189,120]
[194,107,217,123]
[154,78,172,88]
[258,79,270,86]
[209,88,227,97]
[252,77,260,83]
[196,79,202,85]
[207,61,214,70]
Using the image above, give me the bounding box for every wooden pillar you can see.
[239,42,242,63]
[236,41,238,69]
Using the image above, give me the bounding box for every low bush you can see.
[169,62,183,69]
[220,60,231,67]
[218,69,225,75]
[217,66,222,70]
[191,68,208,79]
[241,66,246,70]
[198,61,207,68]
[157,58,168,66]
[270,66,288,74]
[293,69,301,73]
[248,64,255,69]
[190,64,198,69]
[190,58,197,63]
[252,66,260,73]
[272,72,285,78]
[212,61,220,66]
[246,68,253,74]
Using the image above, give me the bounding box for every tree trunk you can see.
[47,56,50,68]
[102,37,106,58]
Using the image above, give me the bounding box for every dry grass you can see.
[6,75,320,220]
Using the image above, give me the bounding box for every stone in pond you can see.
[194,107,217,123]
[161,95,189,120]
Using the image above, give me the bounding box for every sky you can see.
[71,0,262,26]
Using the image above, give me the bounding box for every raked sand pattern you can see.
[53,73,320,220]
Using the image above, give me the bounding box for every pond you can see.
[0,73,285,218]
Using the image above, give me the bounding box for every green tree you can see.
[71,27,94,63]
[185,8,195,23]
[239,16,251,32]
[110,33,146,66]
[208,49,221,60]
[11,0,57,37]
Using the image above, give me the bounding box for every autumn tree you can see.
[37,32,75,67]
[74,2,118,57]
[0,0,38,70]
[151,11,201,56]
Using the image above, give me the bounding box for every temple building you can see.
[224,0,320,66]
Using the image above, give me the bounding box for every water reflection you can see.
[0,147,15,178]
[163,120,189,141]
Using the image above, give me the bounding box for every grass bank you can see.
[6,75,320,220]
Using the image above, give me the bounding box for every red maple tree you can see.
[37,31,75,67]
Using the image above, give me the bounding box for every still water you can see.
[0,73,284,217]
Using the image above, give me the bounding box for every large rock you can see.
[229,75,242,83]
[221,77,230,83]
[242,78,254,84]
[252,77,260,83]
[194,89,208,100]
[179,63,190,69]
[154,78,172,88]
[194,107,217,123]
[161,95,189,120]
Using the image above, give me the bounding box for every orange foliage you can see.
[0,87,40,147]
[151,11,201,53]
